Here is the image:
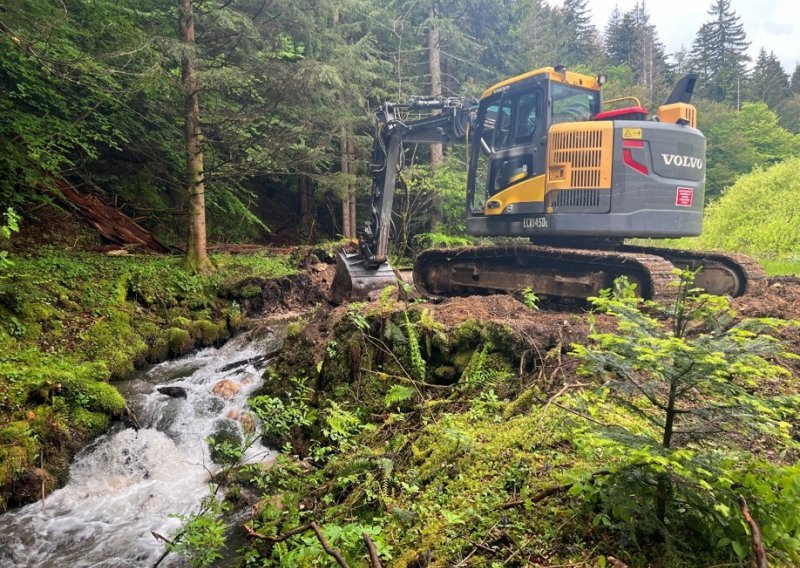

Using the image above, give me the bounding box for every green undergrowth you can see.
[0,250,297,510]
[631,157,800,276]
[211,282,800,568]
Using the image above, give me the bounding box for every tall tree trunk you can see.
[340,127,354,239]
[428,5,443,168]
[298,174,315,242]
[347,133,357,237]
[179,0,210,273]
[428,4,444,232]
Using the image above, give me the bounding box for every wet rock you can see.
[157,386,187,399]
[212,378,241,400]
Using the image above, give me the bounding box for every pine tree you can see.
[689,0,750,104]
[603,3,668,102]
[561,0,598,65]
[791,63,800,95]
[605,7,635,68]
[749,49,790,109]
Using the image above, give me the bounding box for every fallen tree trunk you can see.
[53,178,168,253]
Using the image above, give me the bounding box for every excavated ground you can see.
[295,271,800,377]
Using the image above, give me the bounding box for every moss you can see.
[167,327,194,355]
[72,407,111,436]
[452,349,475,373]
[190,319,226,346]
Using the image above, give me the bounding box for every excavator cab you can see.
[467,67,603,224]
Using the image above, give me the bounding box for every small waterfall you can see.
[0,326,283,567]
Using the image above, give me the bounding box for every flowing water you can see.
[0,326,283,567]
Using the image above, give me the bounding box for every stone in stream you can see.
[156,386,188,399]
[212,378,241,400]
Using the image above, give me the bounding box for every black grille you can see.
[551,189,600,208]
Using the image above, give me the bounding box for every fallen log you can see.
[51,177,168,253]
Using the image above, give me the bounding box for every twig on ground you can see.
[363,532,383,568]
[310,522,350,568]
[499,470,611,510]
[244,522,312,542]
[738,495,768,568]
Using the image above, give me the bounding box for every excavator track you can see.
[619,245,767,297]
[413,244,678,304]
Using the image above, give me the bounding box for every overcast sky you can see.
[561,0,800,72]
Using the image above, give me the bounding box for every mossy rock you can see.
[147,332,171,363]
[167,327,194,355]
[190,319,219,345]
[61,377,126,416]
[71,407,111,437]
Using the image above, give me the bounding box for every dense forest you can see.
[2,0,800,256]
[1,1,800,567]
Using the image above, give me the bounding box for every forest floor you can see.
[219,270,800,567]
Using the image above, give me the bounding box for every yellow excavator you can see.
[331,66,765,303]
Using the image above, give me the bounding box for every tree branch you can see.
[310,522,350,568]
[738,495,768,568]
[362,532,383,568]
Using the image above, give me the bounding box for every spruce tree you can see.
[689,0,750,104]
[749,49,790,109]
[561,0,598,65]
[791,63,800,95]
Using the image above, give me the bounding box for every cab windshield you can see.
[551,83,600,123]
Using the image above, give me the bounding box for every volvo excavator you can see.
[330,66,765,304]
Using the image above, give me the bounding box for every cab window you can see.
[493,89,542,150]
[552,84,599,123]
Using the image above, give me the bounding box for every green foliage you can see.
[570,271,800,557]
[384,384,415,409]
[250,391,311,449]
[0,208,20,269]
[675,157,800,261]
[698,100,800,198]
[521,286,539,310]
[169,494,230,568]
[403,311,426,381]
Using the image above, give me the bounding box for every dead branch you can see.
[310,522,350,568]
[244,522,312,542]
[499,483,574,510]
[607,557,630,568]
[362,532,383,568]
[738,495,768,568]
[499,470,611,511]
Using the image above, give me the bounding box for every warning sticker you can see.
[676,187,694,207]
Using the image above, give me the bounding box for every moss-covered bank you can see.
[229,287,800,568]
[0,250,300,510]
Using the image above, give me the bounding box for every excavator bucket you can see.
[330,251,398,303]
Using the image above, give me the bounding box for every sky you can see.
[571,0,800,72]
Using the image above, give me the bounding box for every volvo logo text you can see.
[661,154,703,169]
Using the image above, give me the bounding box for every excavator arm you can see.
[331,97,473,302]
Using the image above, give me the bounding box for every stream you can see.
[0,326,283,567]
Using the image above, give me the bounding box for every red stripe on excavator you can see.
[622,139,648,174]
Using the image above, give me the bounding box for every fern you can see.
[404,311,426,380]
[460,343,508,389]
[385,384,415,408]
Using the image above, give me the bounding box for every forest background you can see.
[2,0,800,265]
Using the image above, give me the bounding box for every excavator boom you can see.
[330,97,473,302]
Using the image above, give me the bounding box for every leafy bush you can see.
[690,157,800,260]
